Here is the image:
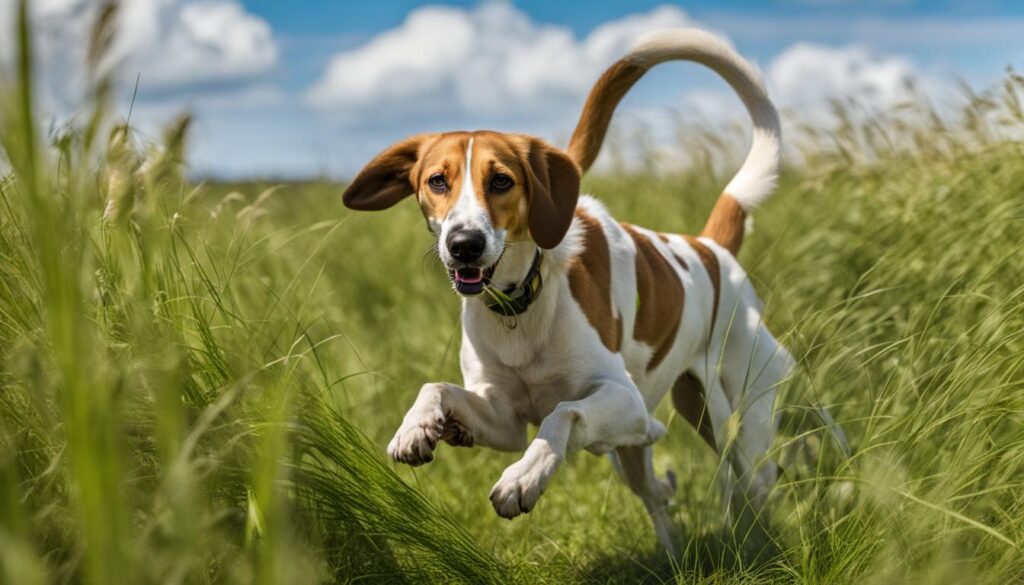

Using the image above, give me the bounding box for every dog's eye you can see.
[489,173,513,193]
[428,173,448,193]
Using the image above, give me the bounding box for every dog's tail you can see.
[566,28,781,255]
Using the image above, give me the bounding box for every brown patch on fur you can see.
[671,371,717,450]
[413,131,578,246]
[470,133,531,237]
[348,130,577,247]
[343,133,439,211]
[414,133,471,221]
[518,137,581,249]
[701,194,746,255]
[659,234,690,270]
[685,236,721,333]
[623,224,684,371]
[672,254,689,271]
[568,211,622,352]
[567,59,648,173]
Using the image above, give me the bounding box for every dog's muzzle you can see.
[446,229,495,295]
[449,264,497,296]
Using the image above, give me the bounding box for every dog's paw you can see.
[387,407,444,466]
[488,444,561,519]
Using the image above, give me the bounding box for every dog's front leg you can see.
[388,382,526,466]
[489,379,651,518]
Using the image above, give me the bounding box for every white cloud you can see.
[0,0,279,114]
[118,0,278,93]
[304,1,695,125]
[676,43,931,131]
[768,43,922,118]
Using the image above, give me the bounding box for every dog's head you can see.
[342,131,580,295]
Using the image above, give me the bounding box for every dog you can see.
[342,28,827,555]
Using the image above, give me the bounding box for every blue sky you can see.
[240,0,1024,97]
[5,0,1023,178]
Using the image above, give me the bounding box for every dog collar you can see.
[482,248,543,317]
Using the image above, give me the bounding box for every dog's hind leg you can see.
[669,366,742,535]
[611,444,678,557]
[686,346,776,548]
[688,366,743,530]
[718,321,789,548]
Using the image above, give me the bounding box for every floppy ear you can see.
[342,134,432,210]
[524,139,581,249]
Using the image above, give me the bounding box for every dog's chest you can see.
[464,294,560,369]
[476,323,582,387]
[467,313,612,421]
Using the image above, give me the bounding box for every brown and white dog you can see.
[343,29,826,555]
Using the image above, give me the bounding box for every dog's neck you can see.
[464,217,585,329]
[487,214,584,291]
[460,216,584,368]
[462,256,561,366]
[488,240,538,291]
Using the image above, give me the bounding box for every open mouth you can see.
[449,264,496,296]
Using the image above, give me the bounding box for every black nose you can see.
[447,230,486,263]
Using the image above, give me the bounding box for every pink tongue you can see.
[456,269,483,284]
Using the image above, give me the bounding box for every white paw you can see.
[488,444,561,519]
[387,407,444,466]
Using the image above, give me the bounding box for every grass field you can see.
[2,7,1024,584]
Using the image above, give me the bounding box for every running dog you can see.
[342,28,828,554]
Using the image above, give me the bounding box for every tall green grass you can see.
[0,3,511,583]
[1,4,1022,583]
